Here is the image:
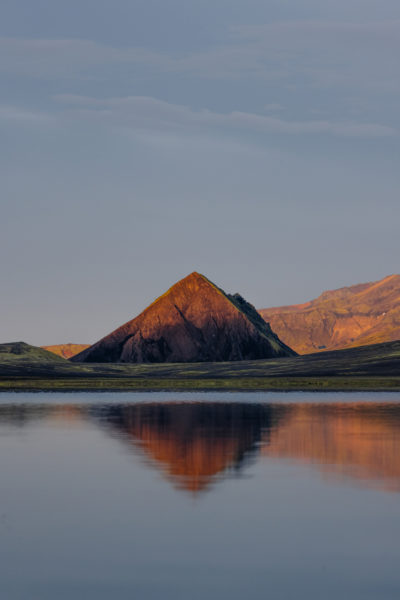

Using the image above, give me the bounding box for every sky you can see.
[1,0,400,345]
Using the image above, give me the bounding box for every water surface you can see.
[1,392,400,599]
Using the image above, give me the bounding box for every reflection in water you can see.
[263,404,400,492]
[1,401,400,493]
[91,403,286,492]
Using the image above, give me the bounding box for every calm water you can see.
[1,392,400,600]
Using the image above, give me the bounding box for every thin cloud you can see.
[0,105,53,123]
[1,20,399,85]
[235,19,400,40]
[55,94,396,138]
[0,37,168,79]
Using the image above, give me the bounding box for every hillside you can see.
[0,342,67,364]
[259,274,400,354]
[0,342,73,376]
[42,344,90,359]
[72,272,295,364]
[2,339,400,387]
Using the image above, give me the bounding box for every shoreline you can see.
[2,376,400,393]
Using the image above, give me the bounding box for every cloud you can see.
[229,20,400,91]
[1,20,399,137]
[1,20,399,86]
[54,94,395,138]
[235,19,400,42]
[0,37,168,79]
[0,105,53,123]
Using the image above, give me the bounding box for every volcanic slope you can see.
[259,274,400,354]
[72,272,296,364]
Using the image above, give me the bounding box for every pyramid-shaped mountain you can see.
[71,272,296,363]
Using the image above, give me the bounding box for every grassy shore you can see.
[1,376,400,392]
[2,341,400,393]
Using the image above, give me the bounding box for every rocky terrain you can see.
[71,272,295,363]
[259,274,400,354]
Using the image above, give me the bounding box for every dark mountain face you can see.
[71,272,296,364]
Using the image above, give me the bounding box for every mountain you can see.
[71,272,295,363]
[259,274,400,354]
[42,344,90,359]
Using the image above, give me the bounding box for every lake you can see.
[1,391,400,599]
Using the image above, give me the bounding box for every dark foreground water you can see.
[1,392,400,600]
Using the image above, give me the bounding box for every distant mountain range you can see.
[42,344,90,359]
[41,273,400,359]
[259,274,400,354]
[71,272,295,363]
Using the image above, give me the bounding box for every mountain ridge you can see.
[259,274,400,354]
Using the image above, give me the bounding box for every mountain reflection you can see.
[1,401,400,493]
[263,404,400,492]
[90,403,285,492]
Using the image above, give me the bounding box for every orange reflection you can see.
[262,404,400,492]
[101,403,274,492]
[1,402,400,494]
[102,403,400,493]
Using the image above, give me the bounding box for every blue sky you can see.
[1,0,399,345]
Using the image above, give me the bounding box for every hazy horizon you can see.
[2,0,399,346]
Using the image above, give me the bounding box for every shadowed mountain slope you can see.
[42,344,90,359]
[259,274,400,354]
[71,272,295,364]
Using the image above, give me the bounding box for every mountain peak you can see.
[169,271,215,290]
[72,273,295,364]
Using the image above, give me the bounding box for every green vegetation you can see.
[1,376,400,392]
[0,342,66,363]
[1,340,400,392]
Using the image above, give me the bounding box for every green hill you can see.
[0,342,84,377]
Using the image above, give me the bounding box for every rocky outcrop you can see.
[71,272,295,363]
[259,274,400,354]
